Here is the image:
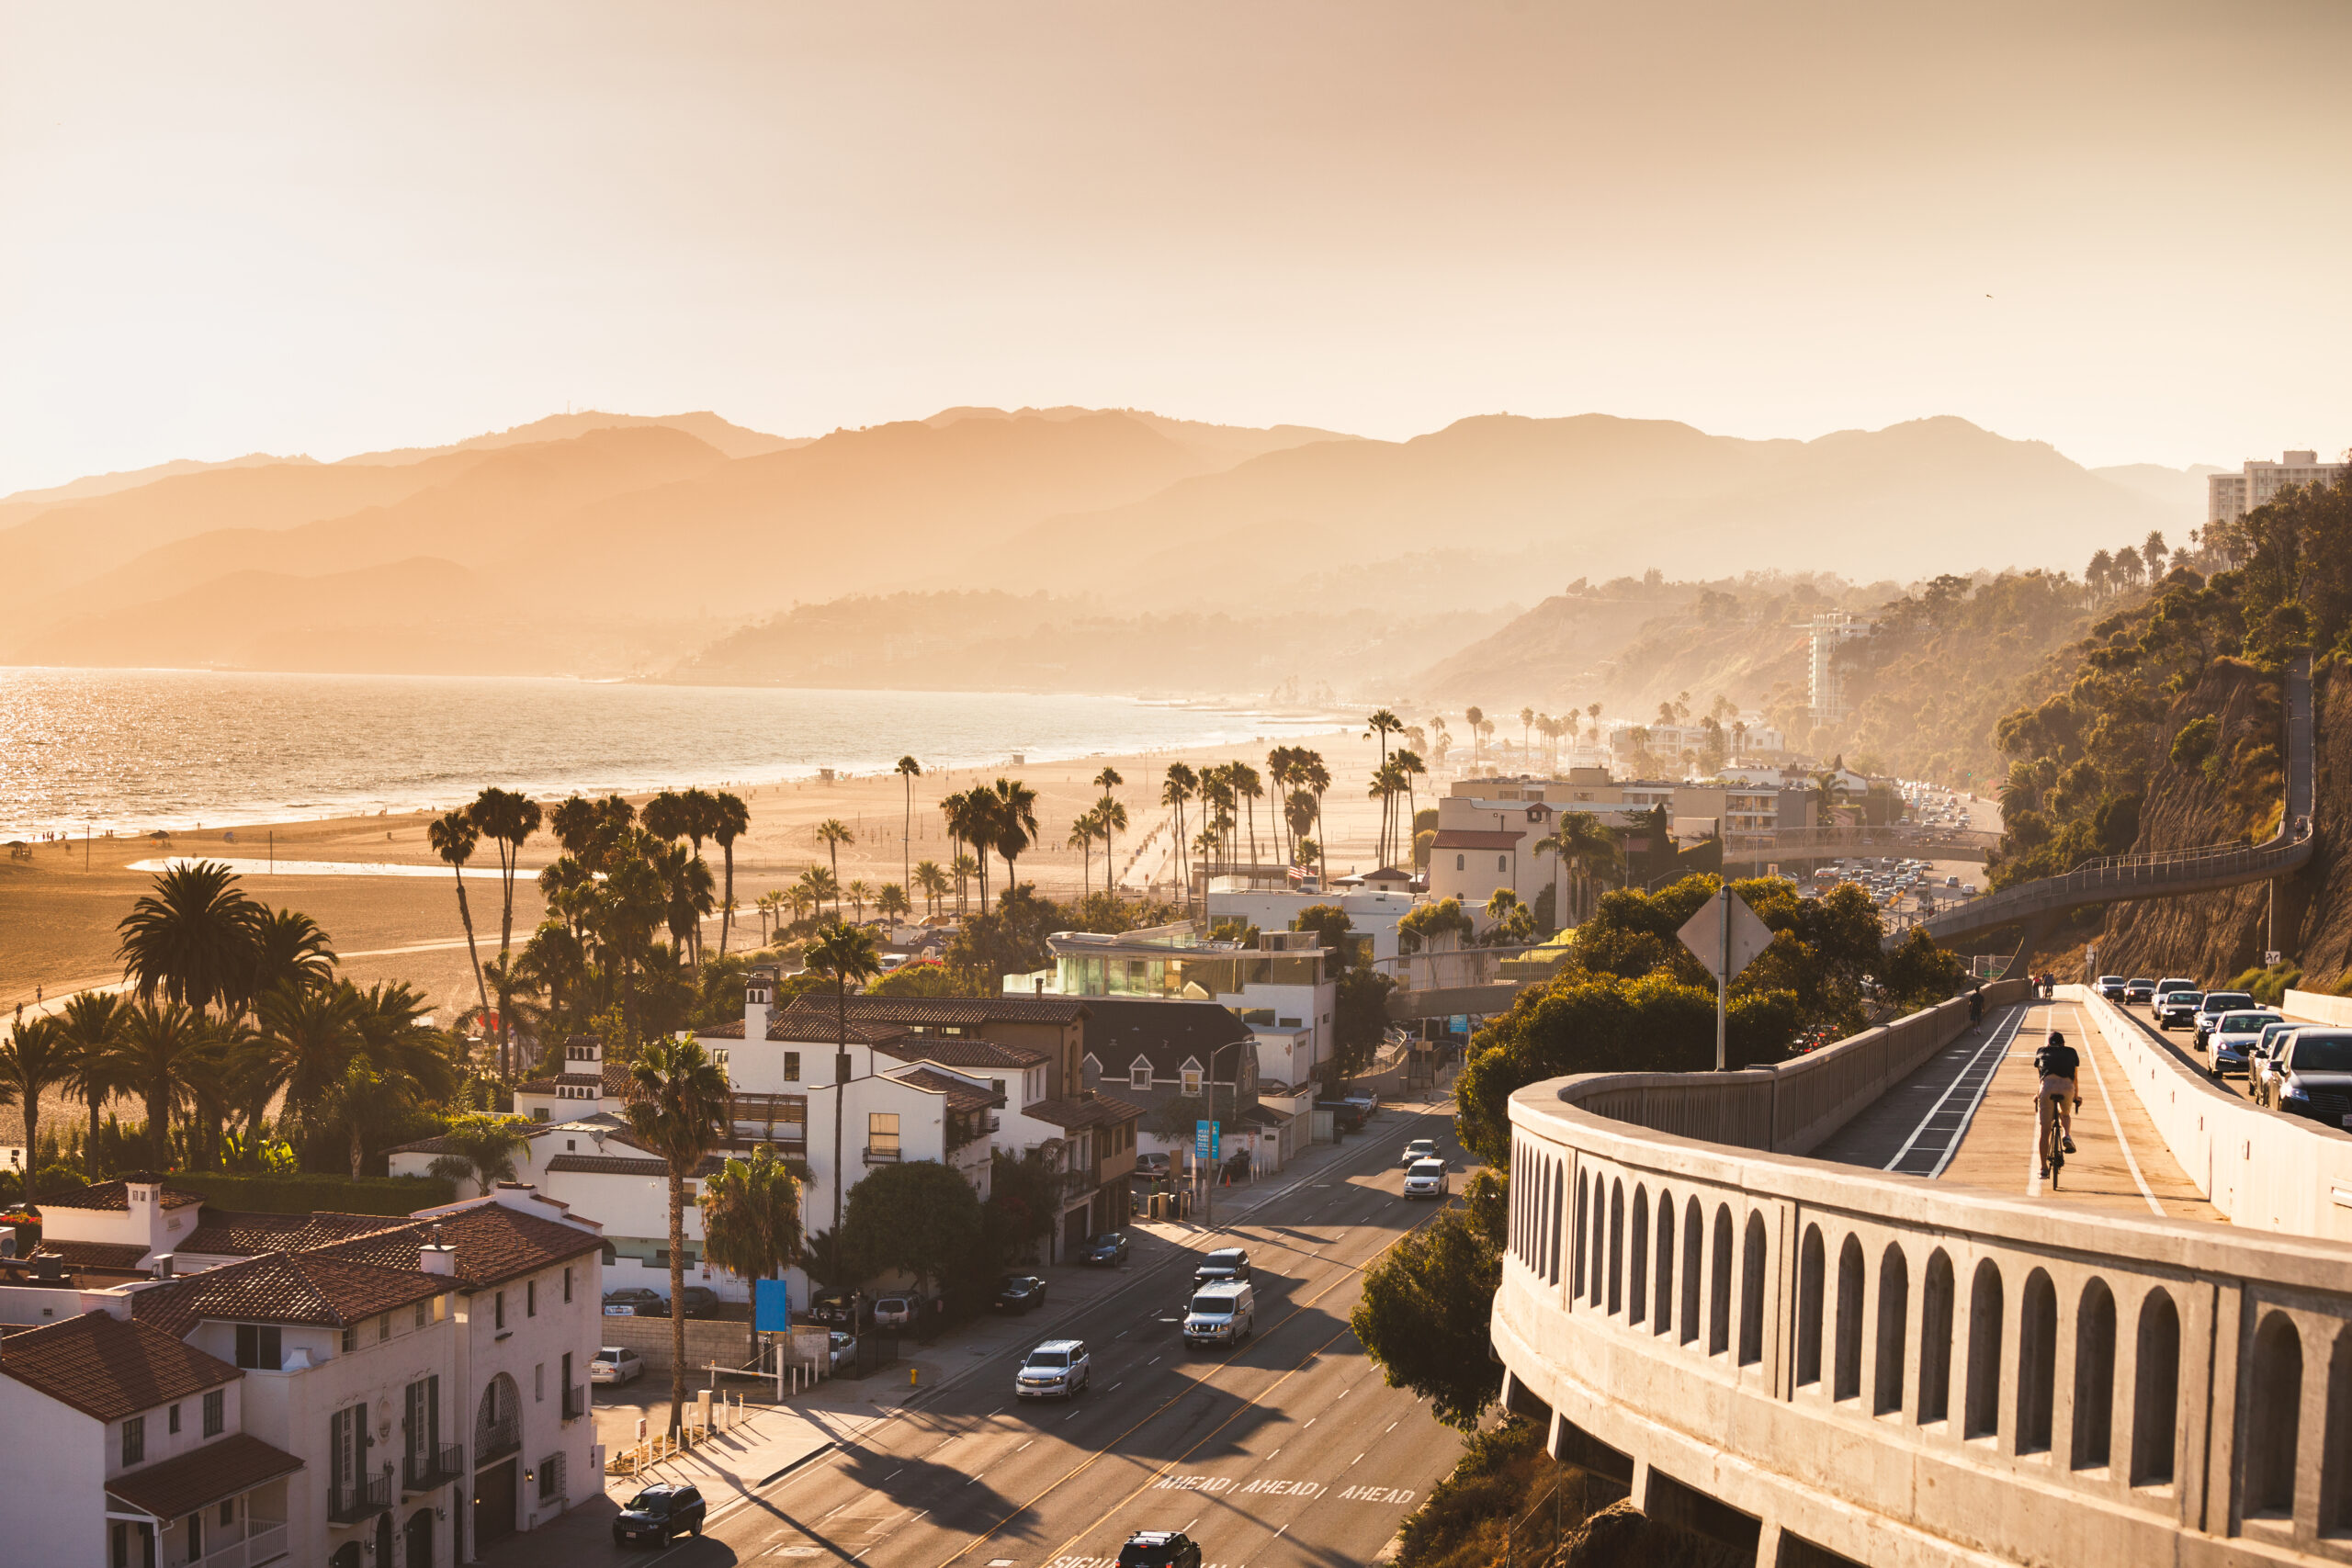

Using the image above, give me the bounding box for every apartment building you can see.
[2209,449,2346,525]
[1807,609,1866,727]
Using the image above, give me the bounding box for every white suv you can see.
[1016,1339,1091,1400]
[1403,1157,1451,1199]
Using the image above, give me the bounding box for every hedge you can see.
[165,1172,457,1216]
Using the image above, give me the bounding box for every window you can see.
[168,1403,181,1435]
[234,1325,281,1371]
[341,1325,358,1353]
[1131,1060,1152,1090]
[868,1111,900,1156]
[783,1051,801,1082]
[204,1390,224,1438]
[538,1451,566,1500]
[1454,854,1464,872]
[527,1280,537,1317]
[1498,854,1509,873]
[414,1300,428,1330]
[601,1243,617,1265]
[563,1267,573,1304]
[122,1415,145,1467]
[329,1404,364,1495]
[535,1363,546,1402]
[532,1107,548,1122]
[1182,1066,1204,1096]
[379,1312,391,1341]
[495,1292,506,1330]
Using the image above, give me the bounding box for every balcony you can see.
[477,1425,521,1466]
[563,1382,589,1421]
[325,1472,390,1524]
[863,1144,901,1164]
[402,1442,463,1493]
[193,1520,289,1568]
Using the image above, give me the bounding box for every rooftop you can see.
[781,993,1090,1027]
[308,1201,602,1287]
[887,1066,1000,1113]
[0,1310,242,1422]
[131,1249,447,1336]
[1021,1091,1142,1132]
[36,1176,208,1213]
[178,1211,412,1258]
[874,1034,1047,1070]
[106,1431,305,1521]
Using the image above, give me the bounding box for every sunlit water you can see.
[0,668,1338,840]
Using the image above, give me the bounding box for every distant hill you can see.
[0,451,312,510]
[2090,461,2222,523]
[334,409,804,465]
[923,405,1356,470]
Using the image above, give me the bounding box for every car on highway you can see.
[994,1274,1048,1313]
[2156,990,2205,1031]
[2123,977,2157,1006]
[589,1346,643,1386]
[2273,1031,2352,1128]
[602,1287,667,1317]
[2095,975,2127,1001]
[2254,1021,2302,1105]
[1080,1230,1131,1267]
[1403,1157,1451,1199]
[1192,1247,1251,1285]
[2208,1010,2281,1078]
[1399,1136,1440,1169]
[1118,1529,1204,1567]
[2154,976,2199,1005]
[613,1483,705,1548]
[2193,991,2256,1048]
[1182,1280,1255,1347]
[1015,1337,1091,1399]
[870,1292,925,1328]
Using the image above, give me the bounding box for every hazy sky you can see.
[4,1,2347,493]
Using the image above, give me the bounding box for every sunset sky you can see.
[4,0,2347,493]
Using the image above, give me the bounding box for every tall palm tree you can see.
[117,861,260,1019]
[845,879,875,923]
[803,921,881,1237]
[912,859,948,919]
[315,1056,421,1179]
[950,853,978,915]
[622,1035,732,1438]
[0,1017,73,1202]
[1463,706,1484,761]
[1161,765,1195,911]
[1535,810,1623,924]
[467,787,543,1074]
[896,757,922,892]
[710,792,751,958]
[1093,768,1124,887]
[1521,707,1535,759]
[815,820,854,915]
[110,1000,221,1168]
[1395,750,1426,866]
[1095,795,1128,895]
[245,907,335,1008]
[1232,763,1264,868]
[53,992,126,1181]
[427,811,496,1053]
[599,844,671,1048]
[987,778,1039,892]
[876,883,910,922]
[796,864,840,919]
[1066,809,1101,892]
[699,1145,806,1364]
[1299,752,1332,886]
[249,979,370,1145]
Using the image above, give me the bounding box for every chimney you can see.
[418,1240,458,1278]
[153,1254,175,1280]
[746,966,776,1041]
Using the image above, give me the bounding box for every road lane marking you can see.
[2075,1001,2167,1217]
[1885,1004,2024,1177]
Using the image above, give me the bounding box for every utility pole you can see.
[1716,883,1730,1072]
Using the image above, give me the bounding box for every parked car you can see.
[2273,1031,2352,1128]
[1344,1092,1382,1120]
[1016,1337,1091,1399]
[1316,1100,1367,1134]
[828,1330,858,1371]
[2208,1010,2280,1077]
[808,1290,861,1327]
[2156,991,2204,1031]
[1403,1157,1451,1199]
[613,1484,705,1547]
[1192,1247,1250,1286]
[674,1285,722,1319]
[1119,1530,1204,1568]
[870,1292,924,1328]
[2193,991,2256,1048]
[2123,977,2157,1006]
[602,1287,666,1318]
[1135,1153,1171,1179]
[1399,1137,1440,1169]
[1080,1231,1130,1267]
[589,1347,643,1385]
[995,1274,1048,1313]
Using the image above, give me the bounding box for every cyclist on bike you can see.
[2033,1030,2081,1172]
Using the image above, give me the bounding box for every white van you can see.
[1182,1281,1255,1347]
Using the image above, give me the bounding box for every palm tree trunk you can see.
[147,1087,172,1168]
[497,840,518,1082]
[719,843,737,959]
[87,1090,103,1181]
[1316,794,1328,885]
[667,1173,688,1438]
[451,866,492,1060]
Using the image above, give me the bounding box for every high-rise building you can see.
[2209,450,2345,525]
[1807,610,1864,728]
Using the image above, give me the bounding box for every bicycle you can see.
[2038,1090,2066,1187]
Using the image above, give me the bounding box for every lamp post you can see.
[1203,1038,1243,1226]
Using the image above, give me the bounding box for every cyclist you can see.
[2033,1030,2082,1176]
[1968,987,1984,1028]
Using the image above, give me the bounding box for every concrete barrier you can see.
[2075,984,2352,1242]
[2284,987,2352,1029]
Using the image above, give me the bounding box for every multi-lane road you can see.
[619,1107,1475,1568]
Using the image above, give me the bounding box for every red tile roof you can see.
[0,1310,241,1422]
[36,1177,208,1212]
[783,994,1090,1026]
[1430,829,1526,850]
[875,1035,1046,1070]
[542,1153,725,1179]
[1021,1091,1142,1132]
[130,1250,446,1336]
[310,1202,602,1287]
[886,1066,998,1113]
[178,1211,410,1258]
[107,1432,304,1520]
[31,1239,153,1272]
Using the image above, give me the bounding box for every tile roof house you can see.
[130,1249,450,1337]
[1,1307,241,1421]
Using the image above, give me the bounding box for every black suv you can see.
[1119,1529,1204,1567]
[674,1285,722,1318]
[995,1274,1047,1312]
[614,1483,706,1547]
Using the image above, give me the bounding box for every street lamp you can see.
[1203,1038,1244,1225]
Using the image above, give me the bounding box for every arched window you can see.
[1498,854,1509,874]
[2247,1311,2304,1518]
[1918,1249,1955,1425]
[1965,1260,2004,1439]
[1548,1161,1565,1286]
[1607,1180,1624,1315]
[1708,1205,1734,1355]
[1455,853,1465,872]
[1795,1225,1826,1387]
[1834,1235,1866,1401]
[2323,1327,2352,1530]
[1679,1196,1702,1347]
[2071,1278,2117,1470]
[1738,1212,1768,1366]
[2016,1269,2057,1455]
[2131,1288,2179,1486]
[1589,1178,1608,1306]
[1874,1243,1909,1416]
[1571,1170,1588,1296]
[1628,1188,1650,1325]
[1653,1193,1676,1337]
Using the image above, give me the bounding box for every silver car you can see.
[1402,1157,1451,1199]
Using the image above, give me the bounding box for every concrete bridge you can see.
[1902,653,2315,975]
[1491,977,2352,1567]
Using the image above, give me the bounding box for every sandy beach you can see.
[0,725,1394,1029]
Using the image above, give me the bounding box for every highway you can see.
[612,1110,1475,1568]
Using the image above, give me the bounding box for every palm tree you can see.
[110,1000,221,1168]
[427,811,496,1055]
[1067,809,1102,891]
[622,1035,732,1438]
[1535,810,1623,924]
[599,844,672,1048]
[844,879,875,923]
[424,1111,535,1197]
[0,1017,73,1202]
[1232,762,1264,868]
[950,853,978,915]
[1464,706,1484,761]
[896,757,922,891]
[815,820,854,915]
[876,883,910,921]
[249,979,369,1145]
[1298,752,1332,886]
[698,1145,806,1364]
[796,864,840,919]
[710,792,751,959]
[116,861,260,1019]
[756,890,787,946]
[245,907,336,1007]
[803,921,881,1236]
[315,1056,420,1179]
[467,787,543,1073]
[912,860,949,919]
[53,992,126,1181]
[986,778,1040,891]
[1521,706,1535,759]
[1161,765,1196,910]
[1395,750,1426,865]
[1094,795,1128,895]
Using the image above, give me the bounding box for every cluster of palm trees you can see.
[1064,766,1131,895]
[1158,750,1333,900]
[1361,710,1428,870]
[1532,809,1623,925]
[0,862,469,1201]
[936,778,1041,913]
[2085,530,2190,603]
[1433,702,1611,774]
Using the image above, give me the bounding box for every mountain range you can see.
[1,406,2211,692]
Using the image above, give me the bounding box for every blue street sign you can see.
[754,1278,792,1332]
[1195,1119,1220,1163]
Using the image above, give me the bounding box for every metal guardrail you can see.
[403,1442,463,1492]
[325,1472,390,1523]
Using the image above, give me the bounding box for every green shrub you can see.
[166,1171,455,1216]
[2229,963,2303,1008]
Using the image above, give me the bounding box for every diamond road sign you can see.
[1678,890,1774,982]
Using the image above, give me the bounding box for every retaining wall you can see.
[2286,988,2352,1029]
